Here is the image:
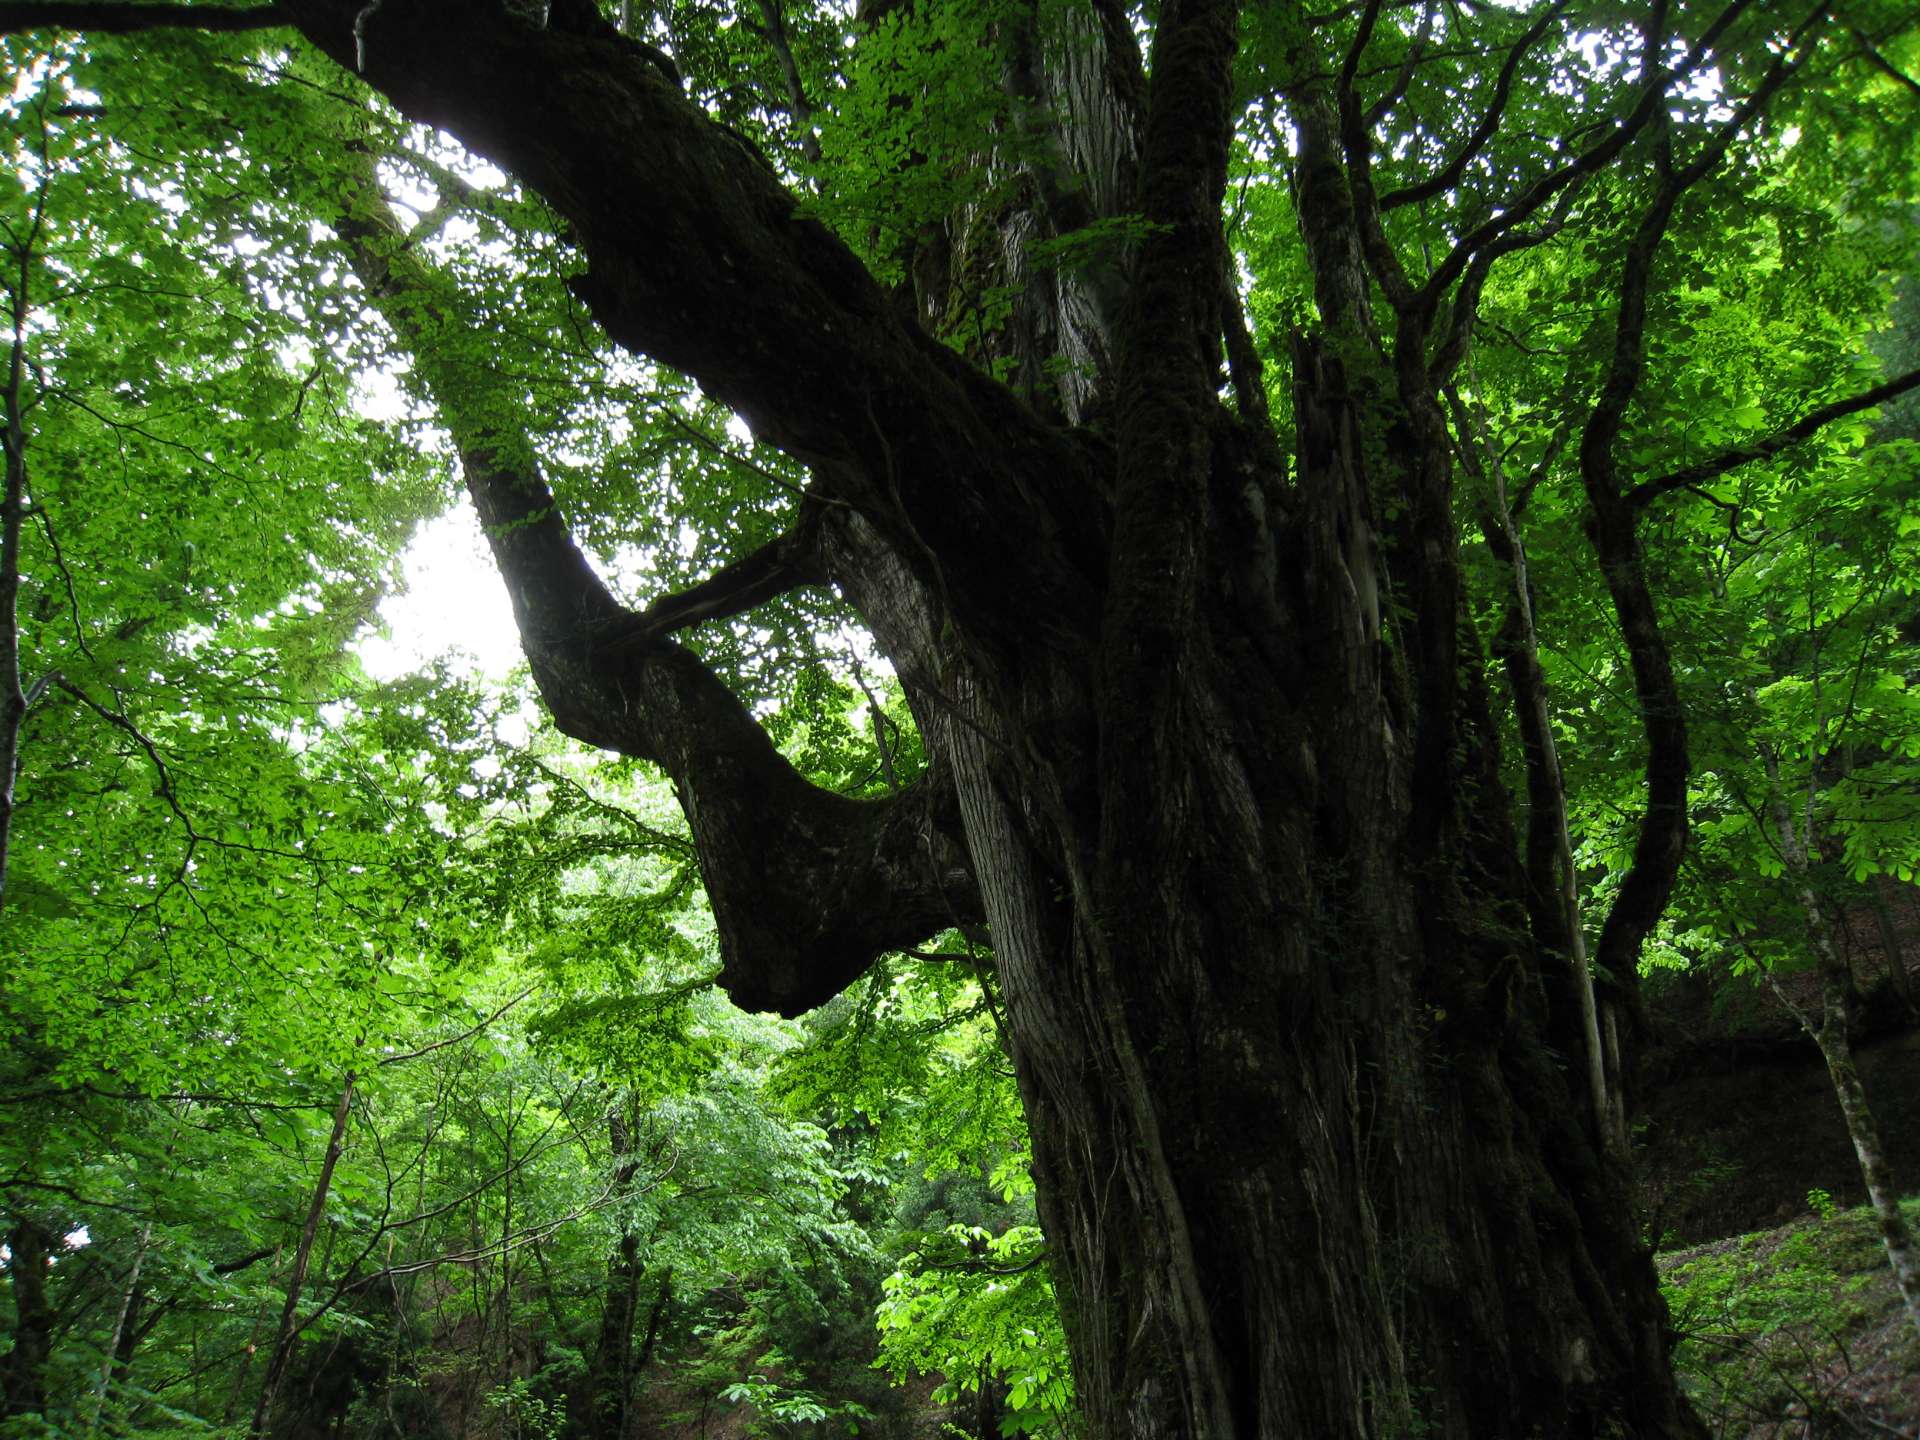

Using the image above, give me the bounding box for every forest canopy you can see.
[2,0,1919,1437]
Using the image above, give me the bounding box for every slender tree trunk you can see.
[568,1106,648,1440]
[1810,973,1920,1334]
[499,1075,515,1398]
[223,1244,285,1426]
[2,1217,55,1421]
[250,1072,356,1440]
[91,1220,154,1430]
[1765,770,1920,1336]
[632,1269,670,1375]
[1451,378,1621,1155]
[0,210,39,912]
[110,1281,145,1378]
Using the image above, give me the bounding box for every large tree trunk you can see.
[903,340,1689,1435]
[277,0,1711,1432]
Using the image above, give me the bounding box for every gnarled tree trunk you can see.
[278,0,1716,1432]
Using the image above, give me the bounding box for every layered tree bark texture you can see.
[113,0,1907,1432]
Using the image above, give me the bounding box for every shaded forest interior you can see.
[4,0,1920,1437]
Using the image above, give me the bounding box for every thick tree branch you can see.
[280,0,1105,656]
[1361,0,1433,129]
[330,150,981,1017]
[1100,0,1240,737]
[1000,0,1130,345]
[588,514,829,656]
[1287,81,1381,344]
[1848,25,1920,98]
[1428,185,1577,383]
[1088,10,1248,1429]
[0,1,285,32]
[1628,364,1920,508]
[1576,2,1828,1024]
[1335,0,1417,311]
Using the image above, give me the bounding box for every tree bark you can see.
[633,1271,670,1375]
[0,198,40,913]
[250,1072,356,1440]
[91,1220,154,1428]
[2,1216,55,1421]
[567,1106,647,1440]
[1765,767,1920,1336]
[1867,877,1916,1014]
[1809,973,1920,1336]
[270,0,1710,1431]
[1450,381,1621,1156]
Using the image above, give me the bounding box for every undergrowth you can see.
[1662,1194,1920,1438]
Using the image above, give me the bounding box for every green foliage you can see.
[718,1373,873,1435]
[876,1225,1070,1438]
[483,1377,568,1440]
[1444,6,1920,994]
[5,4,1920,1438]
[1663,1199,1920,1435]
[809,0,1014,284]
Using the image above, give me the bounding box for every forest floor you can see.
[1663,1196,1920,1438]
[1639,992,1920,1246]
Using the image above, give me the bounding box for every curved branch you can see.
[1421,0,1758,310]
[332,151,981,1018]
[1428,185,1577,383]
[1584,2,1828,500]
[1628,364,1920,508]
[1362,0,1433,129]
[1380,0,1571,213]
[748,0,821,166]
[1574,2,1828,1023]
[280,0,1105,653]
[1848,25,1920,98]
[1334,0,1416,310]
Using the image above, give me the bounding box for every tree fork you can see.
[331,157,981,1015]
[286,0,1108,656]
[278,0,1721,1431]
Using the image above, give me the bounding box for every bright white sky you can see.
[357,505,524,683]
[345,344,526,686]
